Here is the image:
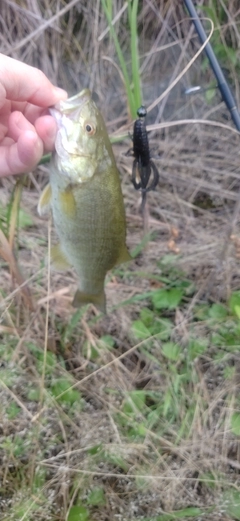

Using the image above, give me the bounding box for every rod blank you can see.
[183,0,240,132]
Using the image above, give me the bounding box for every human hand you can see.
[0,54,67,177]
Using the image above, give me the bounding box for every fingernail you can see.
[53,86,68,99]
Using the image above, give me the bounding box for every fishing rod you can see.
[183,0,240,132]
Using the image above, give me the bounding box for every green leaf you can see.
[156,507,203,520]
[162,342,181,361]
[158,254,179,267]
[137,422,147,436]
[199,471,217,490]
[18,208,34,228]
[152,289,170,309]
[51,378,82,405]
[188,338,208,360]
[208,303,227,319]
[225,46,238,66]
[154,318,173,340]
[132,320,151,339]
[145,506,203,520]
[152,289,183,310]
[12,435,25,457]
[87,487,106,506]
[223,489,240,520]
[167,289,184,308]
[32,468,47,491]
[82,340,98,361]
[99,334,115,348]
[234,305,240,320]
[205,87,216,103]
[138,308,173,340]
[87,443,103,456]
[194,304,210,321]
[6,402,21,419]
[27,343,57,371]
[229,291,240,317]
[123,391,146,414]
[231,412,240,436]
[27,388,40,401]
[199,6,217,25]
[129,390,146,409]
[224,366,235,380]
[140,307,154,327]
[67,506,89,521]
[211,332,224,347]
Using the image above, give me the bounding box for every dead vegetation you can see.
[1,1,240,520]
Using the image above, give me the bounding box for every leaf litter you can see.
[0,1,240,520]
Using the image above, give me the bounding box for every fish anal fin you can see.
[116,246,132,266]
[72,289,106,314]
[38,184,52,216]
[51,244,71,270]
[59,188,76,219]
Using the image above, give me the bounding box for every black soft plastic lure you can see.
[131,106,159,209]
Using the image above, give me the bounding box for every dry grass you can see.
[1,1,240,520]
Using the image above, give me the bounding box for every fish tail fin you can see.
[72,289,106,314]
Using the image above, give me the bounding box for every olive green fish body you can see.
[50,160,129,296]
[38,89,130,312]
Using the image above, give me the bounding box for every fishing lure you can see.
[131,106,159,210]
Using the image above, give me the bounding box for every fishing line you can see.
[131,9,159,230]
[130,15,214,226]
[115,21,214,136]
[147,17,214,114]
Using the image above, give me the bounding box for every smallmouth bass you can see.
[38,89,131,313]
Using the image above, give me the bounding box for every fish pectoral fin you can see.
[51,244,71,271]
[38,183,52,216]
[72,289,106,314]
[59,189,76,219]
[116,246,132,266]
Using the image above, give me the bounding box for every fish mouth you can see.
[50,88,94,163]
[49,88,91,119]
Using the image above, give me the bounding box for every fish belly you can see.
[50,167,129,302]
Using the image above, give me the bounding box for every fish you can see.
[38,88,131,313]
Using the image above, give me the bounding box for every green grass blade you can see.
[38,153,51,165]
[128,0,142,109]
[101,0,135,116]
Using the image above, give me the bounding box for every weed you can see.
[101,0,142,117]
[1,1,240,520]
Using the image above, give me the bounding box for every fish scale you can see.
[38,89,131,313]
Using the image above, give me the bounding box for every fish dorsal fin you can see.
[115,246,132,266]
[38,183,52,216]
[51,244,71,270]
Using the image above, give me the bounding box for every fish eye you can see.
[85,123,95,135]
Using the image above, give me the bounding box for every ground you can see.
[0,1,240,520]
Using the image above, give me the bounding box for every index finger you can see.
[0,54,67,109]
